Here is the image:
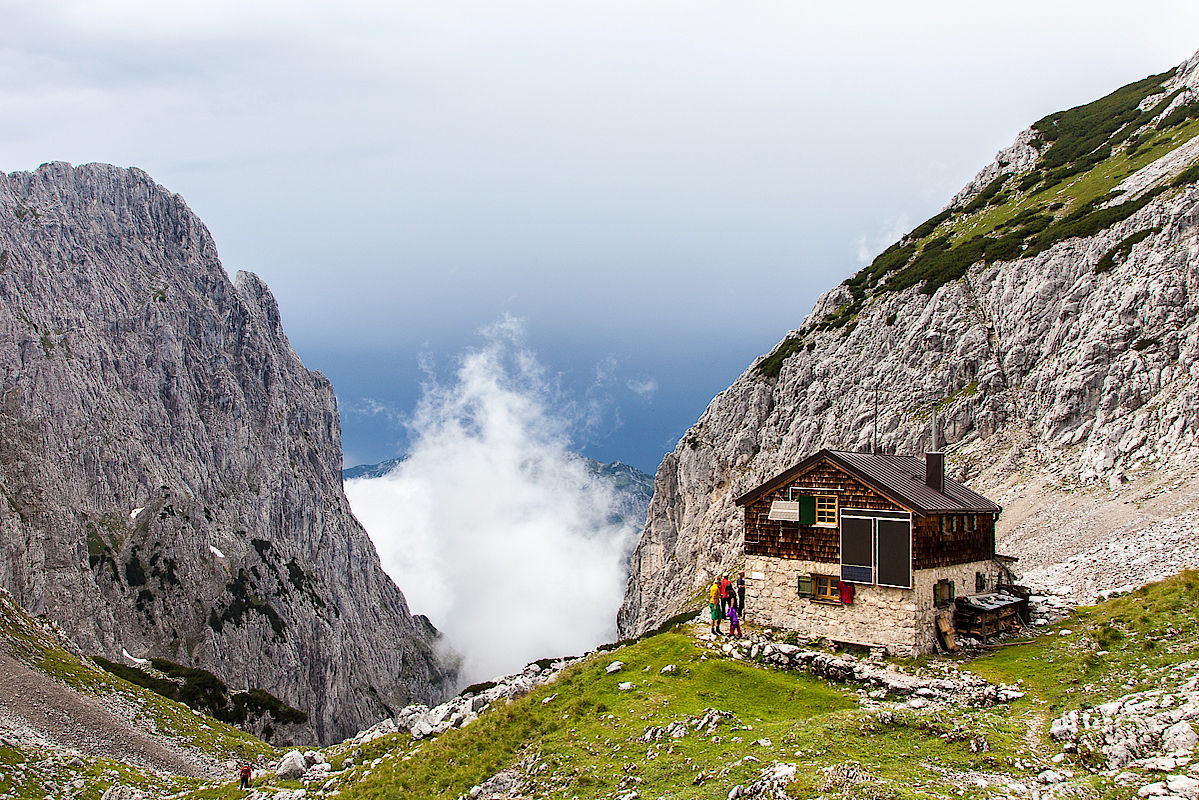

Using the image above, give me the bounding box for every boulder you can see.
[1164,721,1198,753]
[276,751,307,780]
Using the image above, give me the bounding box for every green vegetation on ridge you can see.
[754,63,1199,378]
[93,655,308,730]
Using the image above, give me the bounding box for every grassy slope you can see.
[0,592,274,799]
[198,570,1189,800]
[5,571,1199,799]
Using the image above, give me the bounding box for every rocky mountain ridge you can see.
[0,162,454,744]
[619,48,1199,636]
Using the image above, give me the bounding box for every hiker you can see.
[728,603,743,638]
[736,571,746,615]
[239,762,252,790]
[709,579,722,635]
[720,574,732,615]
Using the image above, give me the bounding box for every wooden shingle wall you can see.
[913,513,994,569]
[743,460,902,563]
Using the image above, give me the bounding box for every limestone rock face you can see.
[618,63,1199,635]
[0,162,454,743]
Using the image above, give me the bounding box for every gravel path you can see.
[0,648,218,778]
[992,468,1199,603]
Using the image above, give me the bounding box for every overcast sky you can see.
[3,2,1198,472]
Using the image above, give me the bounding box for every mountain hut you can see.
[734,449,1007,655]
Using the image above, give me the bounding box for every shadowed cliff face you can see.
[0,162,455,744]
[618,51,1199,637]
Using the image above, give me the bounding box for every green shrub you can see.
[1033,68,1176,168]
[755,335,805,379]
[93,656,307,729]
[907,210,953,240]
[1016,172,1043,192]
[961,176,1009,213]
[1094,227,1160,273]
[1156,95,1199,130]
[1170,161,1199,188]
[459,680,498,697]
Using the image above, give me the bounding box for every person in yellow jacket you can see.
[709,579,723,635]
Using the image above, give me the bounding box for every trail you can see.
[0,648,219,778]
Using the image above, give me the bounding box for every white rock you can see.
[277,751,307,780]
[1166,774,1199,797]
[606,661,625,674]
[1165,722,1199,753]
[1038,769,1063,784]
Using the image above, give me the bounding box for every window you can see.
[815,496,837,526]
[813,574,839,601]
[799,574,842,603]
[934,579,956,606]
[840,509,913,589]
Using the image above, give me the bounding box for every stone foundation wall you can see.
[743,555,1001,655]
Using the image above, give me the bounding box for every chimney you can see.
[925,451,945,494]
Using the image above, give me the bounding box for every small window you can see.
[815,496,837,526]
[934,578,956,607]
[813,574,840,602]
[975,571,986,592]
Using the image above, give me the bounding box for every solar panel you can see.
[768,500,799,521]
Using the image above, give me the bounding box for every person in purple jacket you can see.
[727,603,743,638]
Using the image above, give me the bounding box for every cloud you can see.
[343,318,637,685]
[343,396,404,426]
[852,213,913,268]
[626,378,658,401]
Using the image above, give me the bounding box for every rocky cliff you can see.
[619,49,1199,636]
[0,162,454,743]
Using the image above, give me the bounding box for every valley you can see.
[1,33,1199,800]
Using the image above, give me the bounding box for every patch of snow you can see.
[121,649,150,666]
[209,544,225,559]
[129,507,144,521]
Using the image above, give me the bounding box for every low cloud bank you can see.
[344,318,637,685]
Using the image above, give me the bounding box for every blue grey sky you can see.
[3,2,1198,472]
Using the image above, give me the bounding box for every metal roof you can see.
[733,449,1001,516]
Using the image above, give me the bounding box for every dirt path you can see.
[0,648,218,778]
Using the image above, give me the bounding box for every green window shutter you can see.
[797,495,817,525]
[797,574,813,597]
[949,581,955,601]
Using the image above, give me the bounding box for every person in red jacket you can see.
[239,763,252,790]
[719,574,732,615]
